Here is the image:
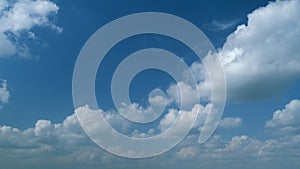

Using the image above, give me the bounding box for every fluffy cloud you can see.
[0,0,61,58]
[0,113,107,169]
[0,80,10,109]
[174,98,300,164]
[220,0,300,101]
[265,99,300,135]
[166,81,200,110]
[215,135,262,158]
[175,146,197,160]
[158,104,210,133]
[258,135,300,159]
[118,94,170,123]
[0,114,86,151]
[1,99,300,168]
[219,117,242,129]
[190,0,300,102]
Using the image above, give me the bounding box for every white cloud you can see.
[265,99,300,135]
[190,0,300,102]
[217,135,262,157]
[0,0,300,168]
[118,94,170,123]
[219,117,242,129]
[220,0,300,101]
[0,113,103,164]
[0,0,61,58]
[175,134,263,160]
[166,81,199,110]
[175,146,197,160]
[0,80,10,107]
[158,104,204,132]
[0,103,299,168]
[0,0,7,11]
[258,135,300,158]
[158,109,178,131]
[204,19,240,31]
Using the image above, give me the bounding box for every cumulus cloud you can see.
[219,117,242,129]
[0,0,61,58]
[176,133,300,164]
[175,146,197,160]
[0,80,10,109]
[158,104,210,133]
[215,135,262,158]
[265,99,300,135]
[118,93,170,123]
[0,0,300,168]
[189,0,300,102]
[220,0,300,101]
[173,98,300,164]
[166,81,200,110]
[1,99,300,168]
[258,135,300,159]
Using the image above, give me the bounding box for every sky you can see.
[0,0,300,168]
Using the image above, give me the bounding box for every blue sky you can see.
[0,0,300,168]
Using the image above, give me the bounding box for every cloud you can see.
[158,104,208,133]
[219,0,300,101]
[166,81,199,110]
[215,135,262,158]
[0,113,107,168]
[258,135,300,159]
[204,19,240,31]
[219,117,242,129]
[190,0,300,102]
[0,80,10,109]
[265,99,300,135]
[175,133,300,166]
[173,98,300,165]
[175,146,197,160]
[0,100,300,168]
[0,0,300,168]
[0,0,61,58]
[117,92,170,123]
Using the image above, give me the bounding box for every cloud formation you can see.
[265,99,300,135]
[219,0,300,101]
[0,0,61,58]
[204,19,240,31]
[191,0,300,102]
[0,99,300,168]
[219,117,242,129]
[0,80,9,109]
[0,0,300,168]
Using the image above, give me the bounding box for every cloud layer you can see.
[1,99,299,168]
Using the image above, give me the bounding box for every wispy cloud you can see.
[203,19,240,31]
